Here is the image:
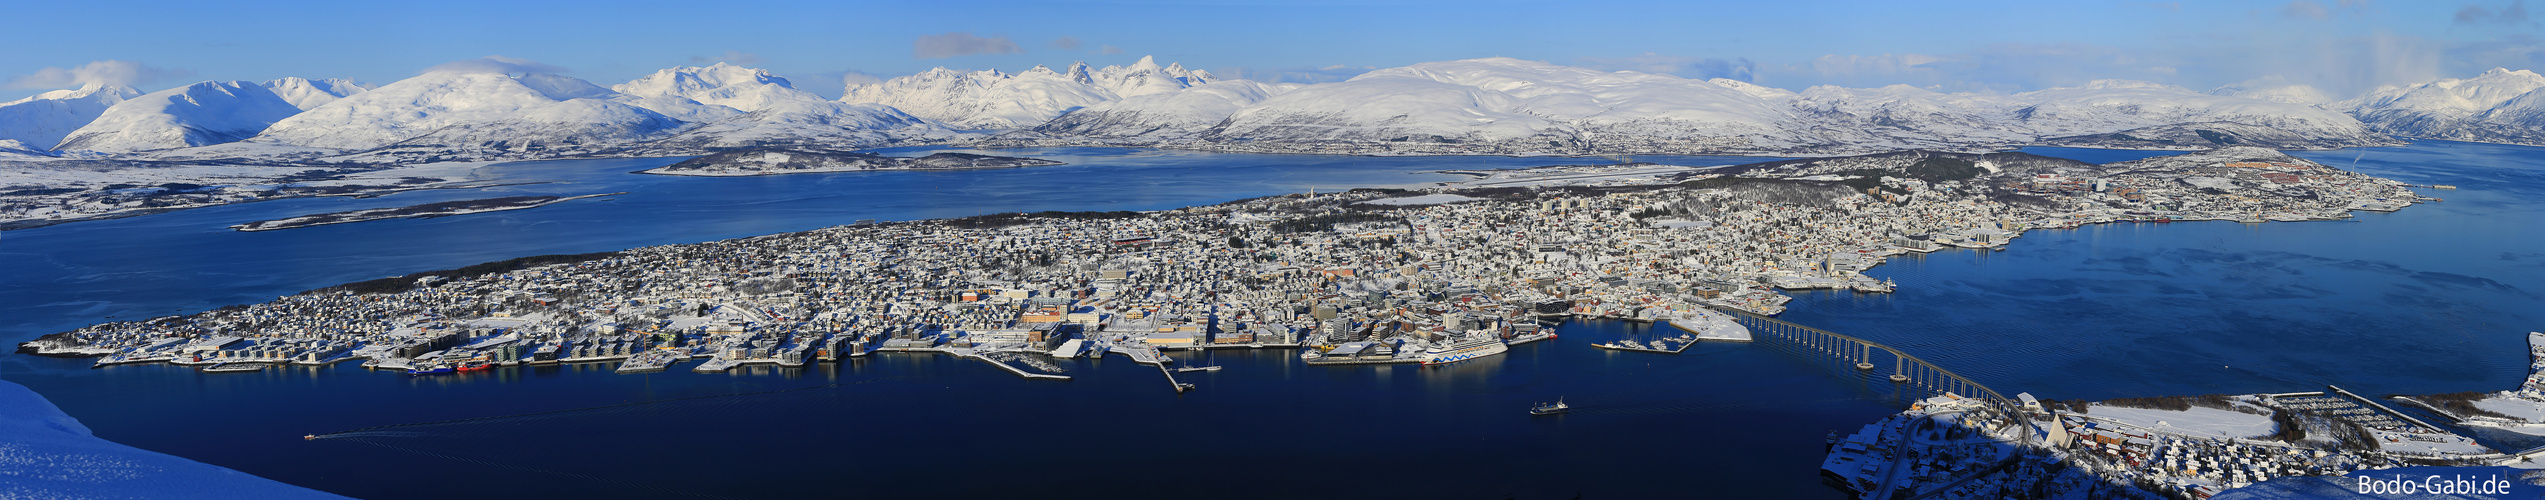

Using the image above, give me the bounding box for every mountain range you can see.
[4,57,2544,163]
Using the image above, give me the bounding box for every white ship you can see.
[1666,309,1753,342]
[1420,335,1509,366]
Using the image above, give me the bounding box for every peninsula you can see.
[24,147,2429,386]
[229,192,622,232]
[636,148,1062,176]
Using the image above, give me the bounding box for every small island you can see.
[230,193,622,232]
[637,148,1064,177]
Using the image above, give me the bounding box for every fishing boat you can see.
[1530,398,1570,416]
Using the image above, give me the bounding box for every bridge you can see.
[1714,308,2008,403]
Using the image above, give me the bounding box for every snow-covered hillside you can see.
[839,56,1216,129]
[1027,80,1295,139]
[255,72,666,151]
[0,378,346,499]
[639,100,964,151]
[0,84,138,152]
[55,79,366,153]
[2337,68,2545,145]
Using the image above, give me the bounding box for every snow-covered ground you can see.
[2475,398,2545,423]
[295,160,500,187]
[2086,404,2278,440]
[1357,193,1480,206]
[0,378,345,499]
[1438,163,1723,188]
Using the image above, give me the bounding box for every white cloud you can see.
[2280,0,2332,20]
[841,71,884,88]
[1574,53,1756,81]
[1050,36,1083,50]
[422,55,568,75]
[1100,45,1124,55]
[689,51,764,65]
[5,60,193,90]
[913,32,1024,59]
[2455,0,2532,24]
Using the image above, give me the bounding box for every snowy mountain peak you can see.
[2078,80,2179,91]
[0,84,139,150]
[2477,67,2540,79]
[54,80,318,152]
[260,77,368,111]
[612,64,820,113]
[838,56,1221,129]
[255,71,680,151]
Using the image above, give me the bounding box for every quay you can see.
[946,347,1070,380]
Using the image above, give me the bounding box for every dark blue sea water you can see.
[0,142,2537,498]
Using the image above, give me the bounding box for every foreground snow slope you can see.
[0,378,345,499]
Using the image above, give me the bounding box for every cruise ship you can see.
[1420,335,1509,365]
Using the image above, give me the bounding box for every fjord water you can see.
[0,143,2536,498]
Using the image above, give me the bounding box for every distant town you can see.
[19,145,2466,498]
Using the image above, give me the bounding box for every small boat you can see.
[407,364,454,375]
[456,361,493,372]
[1174,363,1221,373]
[1530,398,1570,416]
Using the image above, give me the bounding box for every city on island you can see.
[25,144,2516,499]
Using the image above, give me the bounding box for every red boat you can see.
[455,361,493,372]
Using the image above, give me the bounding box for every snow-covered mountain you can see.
[54,79,368,153]
[1048,58,2390,154]
[263,78,368,110]
[839,56,1215,129]
[1028,80,1297,139]
[0,56,2480,163]
[253,72,692,154]
[613,63,824,113]
[2335,68,2545,145]
[0,84,139,152]
[639,100,963,151]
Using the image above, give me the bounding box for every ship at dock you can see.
[1420,334,1509,366]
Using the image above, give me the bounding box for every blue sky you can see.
[4,0,2538,101]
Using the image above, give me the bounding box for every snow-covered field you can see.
[2086,404,2278,440]
[0,379,345,499]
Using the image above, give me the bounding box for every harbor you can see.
[3,141,2533,499]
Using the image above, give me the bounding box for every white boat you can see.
[1420,335,1509,365]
